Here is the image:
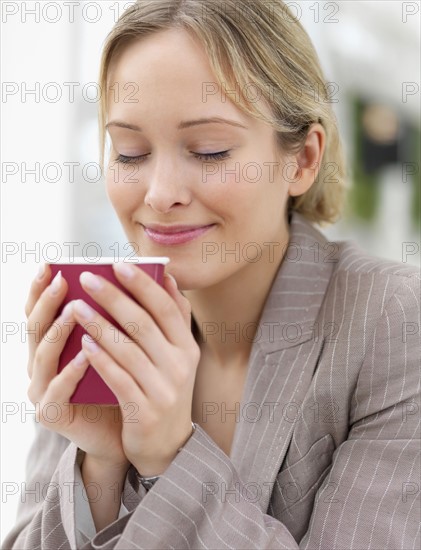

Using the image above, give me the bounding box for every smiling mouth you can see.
[140,224,216,245]
[142,223,215,233]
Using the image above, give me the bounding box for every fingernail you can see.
[167,273,178,289]
[82,334,99,353]
[73,349,88,369]
[61,301,74,322]
[74,300,95,321]
[37,264,45,280]
[113,262,136,279]
[80,272,103,292]
[49,271,62,295]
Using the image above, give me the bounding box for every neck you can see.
[183,219,290,370]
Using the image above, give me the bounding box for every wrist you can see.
[81,452,130,477]
[135,421,197,478]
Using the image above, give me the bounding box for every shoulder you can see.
[333,237,419,280]
[292,212,420,317]
[290,212,419,352]
[291,211,419,279]
[331,237,420,315]
[335,233,419,312]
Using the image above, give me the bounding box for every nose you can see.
[144,156,192,213]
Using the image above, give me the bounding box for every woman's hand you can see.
[25,264,130,470]
[73,263,201,477]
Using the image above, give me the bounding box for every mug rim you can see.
[47,256,170,265]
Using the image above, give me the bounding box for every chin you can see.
[173,265,233,293]
[159,262,201,289]
[169,272,207,292]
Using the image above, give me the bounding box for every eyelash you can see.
[114,151,231,165]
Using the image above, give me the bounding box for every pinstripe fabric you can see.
[2,211,420,550]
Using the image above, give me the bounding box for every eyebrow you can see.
[105,117,249,132]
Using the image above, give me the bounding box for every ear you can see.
[287,123,326,197]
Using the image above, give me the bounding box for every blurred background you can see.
[2,0,420,541]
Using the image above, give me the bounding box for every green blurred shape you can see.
[349,96,379,223]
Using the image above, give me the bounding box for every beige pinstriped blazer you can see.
[2,211,420,549]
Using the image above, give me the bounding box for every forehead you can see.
[107,29,271,137]
[107,29,221,110]
[106,28,271,127]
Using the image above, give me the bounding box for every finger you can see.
[109,263,188,348]
[74,305,168,400]
[25,263,52,318]
[73,297,183,387]
[163,273,192,329]
[80,335,151,409]
[37,350,90,426]
[28,302,77,387]
[27,270,69,354]
[74,274,178,371]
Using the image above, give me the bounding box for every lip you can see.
[143,223,214,234]
[141,223,216,245]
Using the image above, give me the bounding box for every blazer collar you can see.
[255,210,335,354]
[229,211,336,511]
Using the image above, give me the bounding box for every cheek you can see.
[200,174,248,219]
[199,169,266,231]
[214,167,287,236]
[105,167,141,214]
[211,170,266,214]
[105,170,122,211]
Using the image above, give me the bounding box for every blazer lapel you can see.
[229,212,336,513]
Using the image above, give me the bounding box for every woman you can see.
[2,1,419,549]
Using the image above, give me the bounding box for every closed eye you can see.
[193,151,231,162]
[114,154,146,165]
[114,151,231,165]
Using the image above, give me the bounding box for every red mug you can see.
[49,257,170,404]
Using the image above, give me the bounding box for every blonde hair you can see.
[98,0,348,227]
